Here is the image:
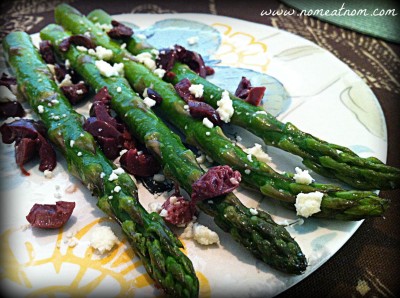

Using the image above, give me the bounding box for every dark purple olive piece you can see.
[187,100,221,126]
[120,149,160,177]
[0,73,17,88]
[39,40,56,64]
[174,78,196,102]
[26,201,76,229]
[145,88,163,105]
[191,165,241,201]
[0,101,25,118]
[107,20,134,39]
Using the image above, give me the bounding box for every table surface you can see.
[1,0,399,297]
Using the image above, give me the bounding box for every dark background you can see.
[1,0,399,297]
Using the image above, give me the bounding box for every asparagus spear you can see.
[3,31,199,298]
[42,16,308,274]
[87,9,400,191]
[67,7,388,220]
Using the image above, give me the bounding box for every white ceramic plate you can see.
[0,13,387,297]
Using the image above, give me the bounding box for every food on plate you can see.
[3,31,199,297]
[41,18,308,275]
[87,9,400,191]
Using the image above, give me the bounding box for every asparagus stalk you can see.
[87,9,400,191]
[42,14,307,274]
[74,7,388,220]
[3,31,199,298]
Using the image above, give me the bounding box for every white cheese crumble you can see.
[90,226,118,254]
[159,209,168,217]
[76,45,88,52]
[148,201,163,213]
[116,86,122,93]
[113,168,125,175]
[0,85,17,102]
[69,140,75,147]
[88,46,113,60]
[100,172,106,178]
[244,169,251,174]
[153,174,165,182]
[114,186,121,193]
[295,191,324,218]
[44,170,53,179]
[108,172,118,181]
[249,208,258,215]
[202,117,214,129]
[205,132,211,136]
[95,60,124,77]
[188,84,204,98]
[143,97,156,108]
[293,167,314,185]
[135,52,156,70]
[58,74,73,87]
[193,223,219,245]
[254,110,268,115]
[187,36,199,45]
[153,68,166,78]
[243,143,271,163]
[37,105,44,114]
[216,90,234,123]
[77,152,82,156]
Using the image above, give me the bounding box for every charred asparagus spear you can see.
[2,31,199,298]
[87,9,400,191]
[42,17,307,275]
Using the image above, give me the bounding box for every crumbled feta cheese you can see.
[247,154,253,162]
[95,60,124,77]
[205,132,211,136]
[202,117,214,128]
[37,105,44,114]
[148,201,163,213]
[244,169,251,175]
[58,74,73,87]
[181,222,194,239]
[97,23,113,31]
[188,84,204,98]
[254,110,268,115]
[193,223,219,245]
[113,168,125,175]
[293,167,314,185]
[153,68,166,78]
[69,140,75,147]
[76,45,88,52]
[187,36,199,45]
[153,174,165,182]
[216,90,234,123]
[0,85,17,102]
[135,52,156,70]
[295,191,323,218]
[44,170,53,179]
[108,172,118,181]
[249,208,258,215]
[94,46,113,60]
[159,209,168,217]
[90,226,118,254]
[183,104,189,111]
[121,43,127,49]
[65,59,70,69]
[114,186,121,193]
[77,152,82,156]
[100,172,106,178]
[116,86,122,93]
[143,96,156,108]
[243,143,271,163]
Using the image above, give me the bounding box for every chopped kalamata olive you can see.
[187,100,221,126]
[235,76,252,99]
[174,78,196,102]
[59,35,95,52]
[235,77,266,106]
[15,138,37,176]
[246,86,266,107]
[26,201,76,229]
[96,136,122,160]
[54,63,68,82]
[146,88,163,105]
[120,148,160,177]
[39,40,56,64]
[83,117,123,140]
[160,195,197,226]
[0,119,57,175]
[191,165,241,201]
[156,49,177,72]
[108,20,134,39]
[60,82,89,105]
[0,101,25,118]
[0,73,17,88]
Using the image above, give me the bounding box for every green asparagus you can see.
[87,9,400,191]
[43,12,308,274]
[3,31,199,298]
[85,8,388,220]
